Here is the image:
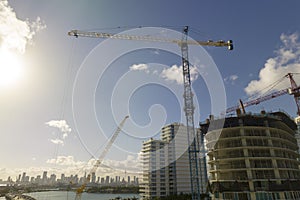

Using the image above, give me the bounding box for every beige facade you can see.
[140,139,167,199]
[140,123,207,199]
[203,112,300,200]
[295,116,300,154]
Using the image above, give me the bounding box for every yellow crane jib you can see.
[74,115,129,200]
[68,29,233,50]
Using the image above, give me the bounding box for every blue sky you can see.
[0,0,300,180]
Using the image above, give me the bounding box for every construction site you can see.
[67,27,300,200]
[3,27,300,200]
[139,73,300,200]
[2,1,300,200]
[203,111,300,199]
[202,73,300,200]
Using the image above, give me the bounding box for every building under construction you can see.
[201,111,300,200]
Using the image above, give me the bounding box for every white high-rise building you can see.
[140,123,207,199]
[140,138,167,199]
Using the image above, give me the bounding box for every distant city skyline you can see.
[0,170,139,187]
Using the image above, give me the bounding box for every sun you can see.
[0,49,24,88]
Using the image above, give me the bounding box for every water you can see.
[0,191,140,200]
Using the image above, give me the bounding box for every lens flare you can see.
[0,49,23,88]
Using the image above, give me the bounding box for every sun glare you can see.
[0,49,23,88]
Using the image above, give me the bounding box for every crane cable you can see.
[233,73,300,113]
[50,37,77,185]
[60,38,76,121]
[244,74,288,102]
[76,26,214,42]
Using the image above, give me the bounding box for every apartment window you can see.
[244,129,266,137]
[250,159,273,168]
[246,138,268,146]
[248,149,270,157]
[252,170,275,179]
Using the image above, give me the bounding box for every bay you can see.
[0,191,140,200]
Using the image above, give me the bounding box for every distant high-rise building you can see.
[135,177,139,185]
[140,123,207,199]
[7,176,12,183]
[73,174,79,184]
[133,176,139,185]
[60,173,65,183]
[105,176,110,184]
[17,174,21,182]
[49,174,56,185]
[100,177,105,184]
[21,172,26,183]
[203,111,300,200]
[24,176,29,183]
[36,175,41,184]
[121,177,126,184]
[91,172,96,183]
[42,171,48,184]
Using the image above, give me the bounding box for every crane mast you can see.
[75,116,129,200]
[68,27,233,200]
[181,26,201,200]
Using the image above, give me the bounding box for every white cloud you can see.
[46,120,72,145]
[103,155,142,173]
[50,138,64,146]
[129,63,200,85]
[229,75,238,81]
[46,120,71,137]
[129,64,149,73]
[46,155,83,166]
[224,74,239,85]
[160,64,199,85]
[0,0,46,54]
[245,32,300,96]
[0,1,45,88]
[46,155,141,177]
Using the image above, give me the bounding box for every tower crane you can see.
[226,73,300,116]
[68,27,233,200]
[74,115,129,200]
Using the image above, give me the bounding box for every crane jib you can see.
[68,30,233,49]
